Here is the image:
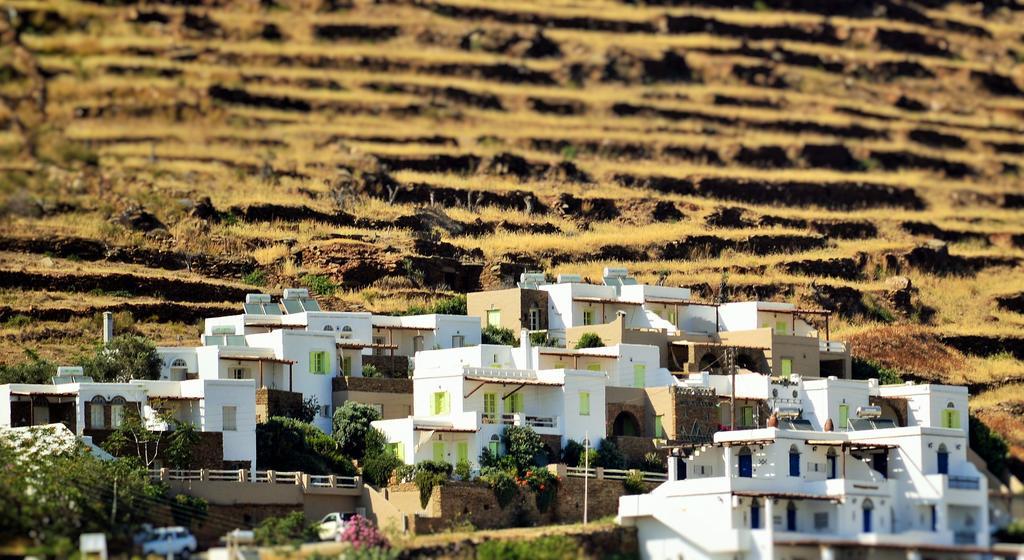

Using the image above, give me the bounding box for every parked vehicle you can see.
[140,526,197,558]
[318,512,356,541]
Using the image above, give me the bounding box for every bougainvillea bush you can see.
[339,515,389,550]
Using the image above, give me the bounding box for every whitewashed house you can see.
[372,333,608,467]
[618,377,987,560]
[157,289,482,432]
[0,367,256,470]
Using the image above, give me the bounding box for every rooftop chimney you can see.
[102,311,114,345]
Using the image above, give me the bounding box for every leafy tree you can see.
[333,401,382,460]
[595,438,626,469]
[166,421,201,470]
[502,425,543,474]
[0,348,54,384]
[170,493,209,529]
[253,511,318,546]
[85,334,162,382]
[285,396,318,424]
[562,439,584,467]
[574,333,604,349]
[413,460,452,508]
[256,416,356,475]
[103,406,165,468]
[361,429,401,487]
[483,324,517,346]
[970,415,1009,476]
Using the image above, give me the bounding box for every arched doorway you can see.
[698,352,719,373]
[937,444,949,474]
[612,411,641,437]
[738,446,753,478]
[862,499,874,532]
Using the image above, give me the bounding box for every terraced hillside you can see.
[2,0,1024,471]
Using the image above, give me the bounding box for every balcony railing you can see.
[953,531,977,545]
[819,340,847,353]
[948,475,980,490]
[150,468,359,488]
[464,366,537,381]
[494,413,559,429]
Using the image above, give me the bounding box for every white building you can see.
[157,289,481,432]
[618,377,988,560]
[0,368,256,470]
[372,334,609,467]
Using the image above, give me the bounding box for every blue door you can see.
[676,457,687,480]
[751,502,760,529]
[786,505,797,531]
[873,452,888,478]
[863,508,873,532]
[827,455,837,479]
[739,453,753,478]
[937,451,949,474]
[789,452,800,477]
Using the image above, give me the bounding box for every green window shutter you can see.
[442,392,451,415]
[483,393,496,417]
[457,442,468,463]
[583,310,593,325]
[514,393,523,413]
[952,411,960,429]
[433,442,445,463]
[309,351,317,373]
[396,443,405,462]
[780,359,793,379]
[488,439,499,457]
[742,406,754,427]
[554,362,566,369]
[432,392,443,415]
[579,392,590,416]
[504,393,522,413]
[487,310,501,328]
[838,404,849,430]
[654,415,665,438]
[633,364,646,388]
[587,363,602,372]
[342,356,351,375]
[775,321,787,335]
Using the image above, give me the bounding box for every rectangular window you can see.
[431,392,450,416]
[838,404,849,431]
[322,405,331,418]
[90,404,105,429]
[814,512,829,530]
[587,363,602,372]
[528,308,541,331]
[579,392,590,416]
[373,336,387,356]
[780,359,793,379]
[111,404,124,428]
[387,442,405,461]
[654,415,665,438]
[488,439,500,457]
[583,309,594,326]
[309,351,329,374]
[486,310,501,328]
[741,406,754,427]
[456,442,469,464]
[633,364,646,388]
[433,442,445,463]
[223,406,237,431]
[775,320,788,335]
[483,393,497,420]
[452,335,464,348]
[230,367,247,380]
[942,409,960,429]
[503,393,523,414]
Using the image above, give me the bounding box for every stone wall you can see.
[673,386,718,443]
[610,435,661,465]
[606,401,646,437]
[332,376,414,394]
[85,430,225,468]
[256,388,304,423]
[362,355,411,378]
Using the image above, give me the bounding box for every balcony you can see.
[482,412,559,433]
[948,476,980,490]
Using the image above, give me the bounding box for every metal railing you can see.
[949,475,981,490]
[150,468,360,488]
[464,366,537,381]
[492,413,559,429]
[819,340,847,353]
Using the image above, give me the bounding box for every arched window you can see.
[826,448,838,479]
[488,435,500,457]
[171,358,187,368]
[862,499,874,532]
[937,443,949,475]
[89,395,107,429]
[339,325,353,339]
[738,446,753,478]
[786,501,797,531]
[789,445,801,477]
[109,396,127,427]
[750,499,761,529]
[324,325,334,332]
[942,401,960,429]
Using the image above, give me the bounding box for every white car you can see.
[317,512,355,541]
[141,526,197,557]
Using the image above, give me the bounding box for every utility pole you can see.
[583,430,589,525]
[728,347,737,430]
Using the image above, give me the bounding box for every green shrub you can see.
[243,269,267,286]
[641,452,666,473]
[970,415,1008,476]
[996,519,1024,543]
[529,331,558,346]
[562,439,584,468]
[170,493,208,528]
[333,402,383,460]
[476,535,581,560]
[414,461,452,508]
[851,358,903,384]
[302,274,337,297]
[623,470,646,495]
[574,333,604,349]
[84,334,162,382]
[454,459,472,481]
[360,364,381,378]
[0,348,55,384]
[402,294,467,316]
[483,324,517,346]
[480,467,518,508]
[595,439,626,469]
[503,425,543,474]
[340,546,399,560]
[524,468,559,512]
[254,511,318,547]
[256,417,355,475]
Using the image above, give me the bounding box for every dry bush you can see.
[845,325,969,383]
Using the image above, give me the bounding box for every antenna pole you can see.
[729,347,736,430]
